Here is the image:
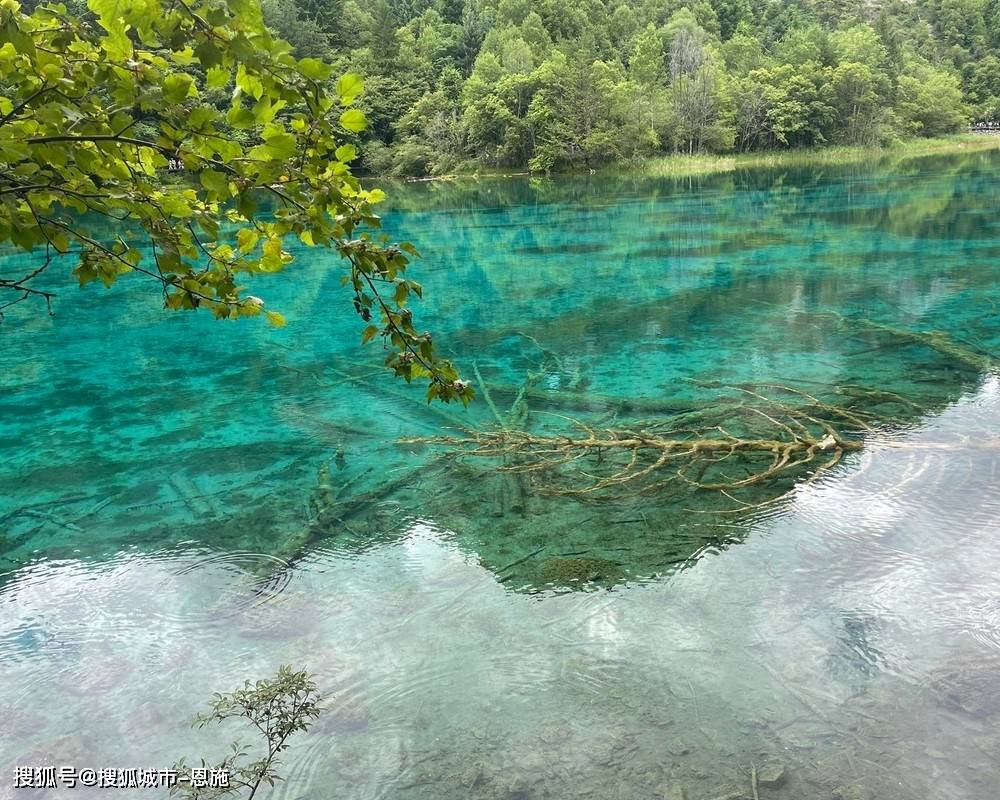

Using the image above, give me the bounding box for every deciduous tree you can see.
[0,0,471,403]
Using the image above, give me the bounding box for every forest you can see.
[258,0,1000,174]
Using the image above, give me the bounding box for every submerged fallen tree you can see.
[286,323,998,589]
[399,384,889,510]
[847,317,998,373]
[296,361,996,588]
[304,313,998,524]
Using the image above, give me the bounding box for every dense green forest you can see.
[261,0,1000,174]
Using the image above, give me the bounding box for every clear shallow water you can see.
[2,149,1000,800]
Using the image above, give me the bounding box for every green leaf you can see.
[298,58,333,81]
[361,324,379,344]
[89,0,135,34]
[252,97,284,124]
[265,310,287,327]
[339,109,367,133]
[236,228,259,254]
[171,47,197,66]
[51,231,71,253]
[74,261,98,286]
[236,66,264,100]
[200,169,229,196]
[263,236,282,259]
[336,73,364,105]
[236,193,258,218]
[163,73,194,104]
[249,132,297,160]
[195,40,223,68]
[335,144,357,162]
[206,66,230,89]
[160,194,194,217]
[227,105,256,128]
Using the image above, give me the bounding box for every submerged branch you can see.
[399,385,876,509]
[846,317,998,373]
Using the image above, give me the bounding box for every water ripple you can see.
[968,596,1000,652]
[150,550,294,629]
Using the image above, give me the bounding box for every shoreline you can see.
[631,134,1000,178]
[374,135,1000,184]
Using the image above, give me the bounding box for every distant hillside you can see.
[263,0,1000,173]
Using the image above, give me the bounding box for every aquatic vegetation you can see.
[173,666,322,800]
[539,556,621,586]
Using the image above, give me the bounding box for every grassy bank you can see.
[625,135,1000,178]
[383,135,1000,183]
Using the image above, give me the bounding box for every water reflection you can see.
[2,150,1000,798]
[2,380,1000,799]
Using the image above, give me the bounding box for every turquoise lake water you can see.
[2,148,1000,799]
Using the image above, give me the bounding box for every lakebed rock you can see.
[831,784,873,800]
[757,763,787,788]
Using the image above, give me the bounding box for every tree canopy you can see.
[0,0,472,404]
[259,0,996,175]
